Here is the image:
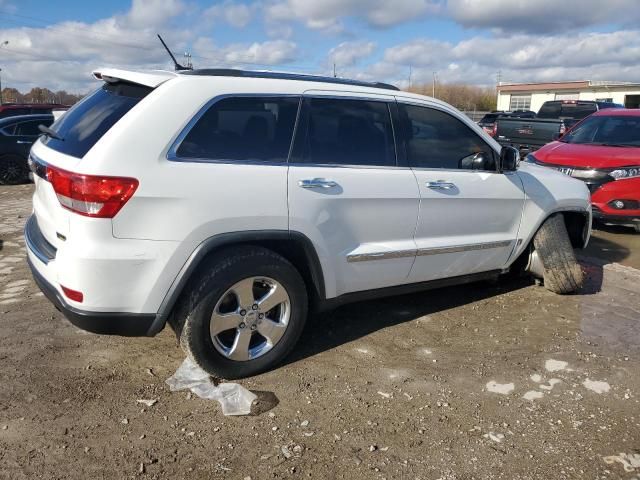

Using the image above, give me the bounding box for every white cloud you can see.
[204,1,254,28]
[193,37,298,66]
[447,0,640,33]
[327,41,376,68]
[264,0,441,32]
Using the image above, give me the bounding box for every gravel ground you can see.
[1,184,639,480]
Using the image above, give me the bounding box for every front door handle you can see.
[298,178,338,189]
[16,140,33,144]
[426,180,456,190]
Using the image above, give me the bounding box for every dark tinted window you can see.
[537,102,561,118]
[0,108,30,119]
[538,101,597,120]
[16,120,50,136]
[176,96,299,163]
[399,104,496,170]
[43,82,151,158]
[561,103,596,120]
[296,97,395,167]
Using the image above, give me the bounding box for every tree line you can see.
[1,87,83,105]
[405,83,497,112]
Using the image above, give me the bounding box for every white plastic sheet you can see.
[166,358,257,416]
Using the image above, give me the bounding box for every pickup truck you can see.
[495,100,623,153]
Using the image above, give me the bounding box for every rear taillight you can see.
[45,165,138,218]
[61,285,83,303]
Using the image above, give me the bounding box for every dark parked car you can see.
[495,100,623,153]
[0,114,53,184]
[0,103,68,120]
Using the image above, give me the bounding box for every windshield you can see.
[561,115,640,147]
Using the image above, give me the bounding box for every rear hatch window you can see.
[43,81,151,158]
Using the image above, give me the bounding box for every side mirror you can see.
[500,146,520,172]
[552,132,562,141]
[459,152,497,171]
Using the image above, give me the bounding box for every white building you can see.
[496,80,640,113]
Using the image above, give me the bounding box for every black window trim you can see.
[167,93,303,166]
[396,100,502,174]
[288,94,403,170]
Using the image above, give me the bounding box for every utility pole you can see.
[496,70,502,110]
[333,62,336,78]
[408,65,412,88]
[432,71,437,98]
[0,41,9,105]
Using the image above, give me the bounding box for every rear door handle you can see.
[426,180,456,190]
[298,178,338,189]
[17,140,33,144]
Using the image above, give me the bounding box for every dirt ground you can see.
[1,183,639,480]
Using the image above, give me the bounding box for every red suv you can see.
[526,109,640,233]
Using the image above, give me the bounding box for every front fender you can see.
[509,163,591,263]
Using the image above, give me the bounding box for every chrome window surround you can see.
[166,93,400,167]
[346,240,514,263]
[166,93,303,165]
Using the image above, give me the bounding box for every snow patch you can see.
[583,379,611,394]
[486,381,514,395]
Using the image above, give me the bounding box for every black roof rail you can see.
[180,68,400,91]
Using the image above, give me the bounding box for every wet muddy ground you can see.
[1,184,639,479]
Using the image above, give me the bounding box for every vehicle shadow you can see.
[286,276,534,365]
[0,239,3,252]
[579,227,634,295]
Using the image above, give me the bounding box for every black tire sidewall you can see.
[181,248,308,379]
[0,155,28,185]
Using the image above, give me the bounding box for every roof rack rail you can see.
[180,68,400,91]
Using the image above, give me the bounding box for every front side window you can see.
[294,97,396,167]
[398,104,496,170]
[176,96,300,163]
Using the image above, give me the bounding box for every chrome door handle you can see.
[298,178,338,189]
[426,180,456,190]
[16,140,33,144]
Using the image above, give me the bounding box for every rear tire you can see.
[532,213,585,294]
[634,224,640,234]
[0,155,29,185]
[175,246,308,379]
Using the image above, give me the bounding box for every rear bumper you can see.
[27,255,157,336]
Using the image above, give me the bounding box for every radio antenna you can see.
[157,34,192,71]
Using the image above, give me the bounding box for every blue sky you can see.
[1,0,639,93]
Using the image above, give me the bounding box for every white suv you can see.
[25,68,591,378]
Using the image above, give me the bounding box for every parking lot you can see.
[1,183,639,479]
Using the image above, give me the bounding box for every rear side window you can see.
[399,104,496,170]
[293,97,396,167]
[16,120,50,136]
[175,96,300,163]
[43,82,151,158]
